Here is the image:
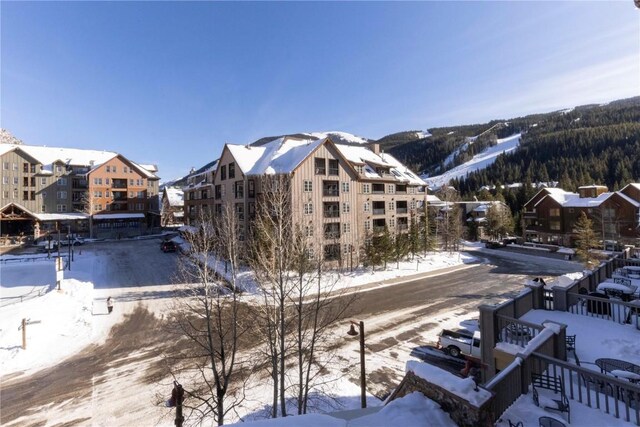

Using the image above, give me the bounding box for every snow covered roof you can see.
[33,212,89,221]
[534,190,577,207]
[226,136,324,176]
[138,163,158,173]
[2,143,117,168]
[562,192,611,208]
[0,143,158,179]
[164,187,184,207]
[334,145,425,185]
[615,191,640,207]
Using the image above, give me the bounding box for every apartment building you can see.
[183,159,218,223]
[0,144,159,240]
[185,135,426,267]
[523,184,640,246]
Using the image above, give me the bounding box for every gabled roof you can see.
[163,187,184,207]
[226,136,324,175]
[334,144,425,185]
[610,191,640,208]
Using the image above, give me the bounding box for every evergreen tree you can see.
[574,212,598,268]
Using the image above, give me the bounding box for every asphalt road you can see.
[0,242,582,424]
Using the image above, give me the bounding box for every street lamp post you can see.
[67,227,72,271]
[347,320,367,408]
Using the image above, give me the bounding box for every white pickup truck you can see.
[437,329,481,359]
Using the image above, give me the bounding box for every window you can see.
[42,191,47,198]
[23,163,29,173]
[106,165,111,172]
[112,166,117,173]
[248,202,256,218]
[236,203,244,220]
[41,205,46,212]
[23,191,28,200]
[323,244,341,261]
[305,247,315,260]
[129,179,134,186]
[342,202,350,214]
[94,190,102,198]
[388,184,395,194]
[23,177,29,187]
[248,179,255,197]
[362,183,371,194]
[364,202,370,212]
[328,159,339,175]
[229,162,235,179]
[30,191,35,200]
[41,177,47,185]
[343,223,351,233]
[105,191,110,198]
[323,180,339,197]
[343,244,351,255]
[304,203,313,215]
[221,165,227,180]
[57,191,67,199]
[56,165,63,173]
[306,225,313,237]
[30,177,35,187]
[550,221,561,231]
[137,191,145,198]
[315,157,326,175]
[2,162,8,170]
[57,204,67,212]
[304,180,313,192]
[549,208,560,217]
[235,181,244,198]
[410,200,416,210]
[2,176,7,185]
[95,204,103,211]
[364,220,371,231]
[123,166,129,173]
[57,178,67,186]
[105,178,110,185]
[341,182,350,193]
[215,185,222,199]
[30,164,36,173]
[2,190,7,198]
[388,201,394,211]
[389,218,395,228]
[12,163,17,171]
[13,177,18,185]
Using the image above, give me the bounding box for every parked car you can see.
[58,236,85,246]
[161,240,177,253]
[437,329,481,359]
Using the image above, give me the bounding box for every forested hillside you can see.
[384,97,640,193]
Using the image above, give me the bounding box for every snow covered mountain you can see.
[0,129,23,145]
[423,133,522,188]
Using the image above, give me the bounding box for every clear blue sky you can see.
[2,1,638,182]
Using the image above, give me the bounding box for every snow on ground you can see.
[499,307,640,427]
[424,133,522,187]
[520,310,640,366]
[197,248,477,296]
[231,392,455,427]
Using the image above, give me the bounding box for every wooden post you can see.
[21,318,26,350]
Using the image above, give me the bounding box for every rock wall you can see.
[390,371,494,427]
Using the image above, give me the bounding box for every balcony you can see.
[323,181,339,197]
[112,179,128,189]
[324,224,341,240]
[372,208,385,215]
[372,184,385,194]
[396,207,408,214]
[324,209,340,218]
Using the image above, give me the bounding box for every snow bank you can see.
[0,279,95,375]
[405,361,492,406]
[350,392,455,427]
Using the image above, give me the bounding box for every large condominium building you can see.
[523,184,640,246]
[184,135,427,266]
[0,144,160,240]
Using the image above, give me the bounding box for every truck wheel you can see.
[448,346,461,358]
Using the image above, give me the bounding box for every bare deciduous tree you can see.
[165,207,247,426]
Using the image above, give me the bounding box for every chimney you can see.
[371,143,380,154]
